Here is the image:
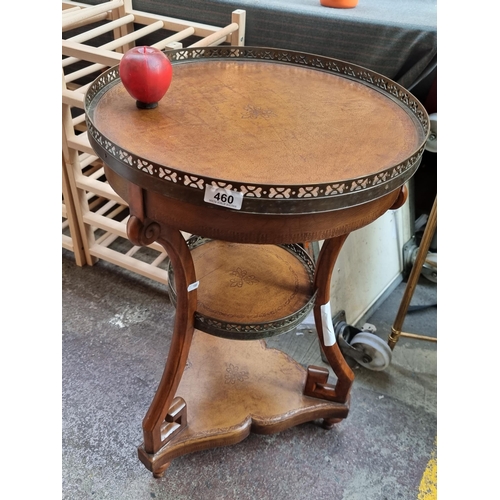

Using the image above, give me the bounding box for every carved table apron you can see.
[85,47,429,477]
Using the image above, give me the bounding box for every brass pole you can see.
[398,332,437,342]
[389,196,437,350]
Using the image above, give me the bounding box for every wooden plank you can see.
[65,63,108,85]
[62,234,74,251]
[65,14,135,46]
[231,10,246,46]
[129,8,232,39]
[95,230,121,247]
[151,252,168,267]
[84,211,126,235]
[62,87,84,108]
[151,27,195,50]
[66,131,95,156]
[87,166,105,180]
[63,13,109,33]
[111,0,134,52]
[62,0,124,30]
[76,176,123,205]
[62,154,87,266]
[64,20,163,71]
[72,113,86,127]
[189,23,239,48]
[62,7,81,15]
[89,243,170,285]
[125,246,141,257]
[94,198,125,218]
[62,39,123,66]
[79,153,99,170]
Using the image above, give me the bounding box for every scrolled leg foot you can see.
[322,417,342,430]
[152,462,171,478]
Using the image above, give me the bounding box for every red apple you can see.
[119,46,173,109]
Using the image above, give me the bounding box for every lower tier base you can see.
[138,330,350,476]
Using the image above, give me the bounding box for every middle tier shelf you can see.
[167,237,316,340]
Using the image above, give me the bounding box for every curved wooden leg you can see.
[304,235,354,404]
[141,229,198,454]
[127,214,198,455]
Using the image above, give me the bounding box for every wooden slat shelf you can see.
[61,0,246,285]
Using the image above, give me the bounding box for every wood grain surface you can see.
[189,240,313,323]
[94,59,421,186]
[138,330,349,474]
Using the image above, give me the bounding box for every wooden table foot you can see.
[322,417,343,430]
[152,462,171,479]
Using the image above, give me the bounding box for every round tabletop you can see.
[85,47,428,216]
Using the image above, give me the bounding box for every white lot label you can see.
[204,185,243,210]
[321,302,336,347]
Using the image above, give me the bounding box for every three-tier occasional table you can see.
[85,47,429,477]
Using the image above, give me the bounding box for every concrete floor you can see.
[62,248,437,500]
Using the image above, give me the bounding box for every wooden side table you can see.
[85,47,429,477]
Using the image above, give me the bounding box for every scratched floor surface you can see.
[62,248,436,500]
